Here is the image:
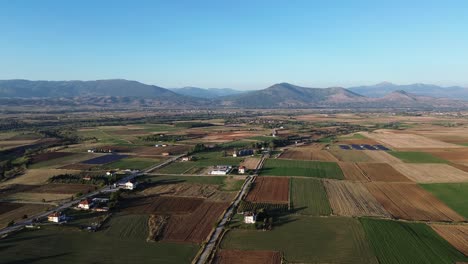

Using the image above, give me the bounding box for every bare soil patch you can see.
[357,163,411,182]
[338,162,368,181]
[30,152,74,164]
[240,158,261,170]
[121,196,204,214]
[141,183,235,202]
[214,249,282,264]
[393,163,468,183]
[280,148,338,162]
[163,201,228,243]
[0,203,49,228]
[365,182,465,222]
[245,177,289,204]
[324,180,390,217]
[363,150,403,164]
[427,149,468,163]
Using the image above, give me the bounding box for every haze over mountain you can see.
[169,87,243,98]
[349,82,468,100]
[1,79,468,109]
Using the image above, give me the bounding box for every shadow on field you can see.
[4,253,71,264]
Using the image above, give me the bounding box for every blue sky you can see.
[1,0,467,89]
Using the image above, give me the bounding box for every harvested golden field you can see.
[363,150,403,164]
[430,224,468,256]
[141,183,235,202]
[329,148,374,162]
[0,203,49,228]
[214,250,282,264]
[279,147,338,162]
[0,169,80,187]
[324,180,390,217]
[357,163,411,182]
[365,182,465,222]
[240,158,261,170]
[392,163,468,183]
[245,177,289,204]
[338,162,368,181]
[361,130,462,149]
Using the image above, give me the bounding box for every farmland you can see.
[421,182,468,218]
[82,154,128,165]
[365,182,465,222]
[430,224,468,256]
[290,178,331,215]
[0,203,49,228]
[389,151,448,163]
[360,218,468,264]
[324,180,390,217]
[279,147,338,161]
[121,196,204,214]
[361,130,463,149]
[357,163,411,182]
[103,157,162,170]
[221,216,378,263]
[261,159,344,179]
[214,249,282,264]
[0,226,199,264]
[245,177,289,204]
[393,163,468,183]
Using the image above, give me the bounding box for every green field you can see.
[156,162,196,174]
[291,178,331,215]
[77,129,130,145]
[421,182,468,218]
[339,133,367,140]
[193,151,242,166]
[218,140,252,149]
[0,226,199,264]
[260,159,344,179]
[360,218,468,264]
[389,151,448,163]
[103,157,162,170]
[221,216,378,263]
[102,214,149,240]
[328,148,373,162]
[144,175,244,191]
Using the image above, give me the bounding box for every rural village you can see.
[1,110,468,264]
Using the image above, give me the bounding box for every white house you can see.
[238,166,246,174]
[244,212,257,224]
[181,156,192,162]
[48,212,65,223]
[119,179,138,190]
[78,198,93,210]
[210,165,232,175]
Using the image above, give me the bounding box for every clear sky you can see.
[1,0,468,90]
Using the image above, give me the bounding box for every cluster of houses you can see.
[87,148,114,153]
[210,165,232,175]
[77,197,110,211]
[115,179,138,190]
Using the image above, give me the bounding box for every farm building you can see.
[78,198,94,210]
[118,179,138,190]
[233,149,254,157]
[239,166,246,174]
[48,212,66,223]
[181,156,192,162]
[210,165,232,175]
[244,212,257,224]
[162,152,171,156]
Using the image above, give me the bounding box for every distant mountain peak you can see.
[375,81,396,86]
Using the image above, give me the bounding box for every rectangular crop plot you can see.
[363,150,403,164]
[324,180,390,217]
[290,178,331,216]
[163,202,228,243]
[214,250,282,264]
[357,163,411,182]
[389,151,448,163]
[365,182,465,222]
[430,224,468,256]
[261,159,344,179]
[121,196,204,214]
[393,163,468,183]
[245,177,289,204]
[421,183,468,218]
[360,218,468,264]
[329,148,373,162]
[221,216,378,264]
[279,148,338,162]
[339,162,368,181]
[82,154,128,165]
[361,131,462,149]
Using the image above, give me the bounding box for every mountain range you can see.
[1,79,468,109]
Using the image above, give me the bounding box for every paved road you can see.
[195,155,267,264]
[0,154,184,237]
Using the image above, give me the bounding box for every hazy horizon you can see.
[1,1,468,89]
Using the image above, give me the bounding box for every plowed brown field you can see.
[240,158,261,170]
[280,148,338,162]
[142,183,235,202]
[365,182,465,222]
[214,250,282,264]
[245,177,289,204]
[339,162,368,181]
[431,224,468,256]
[122,196,204,214]
[392,163,468,183]
[427,149,468,163]
[357,163,411,182]
[324,180,390,217]
[163,201,228,243]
